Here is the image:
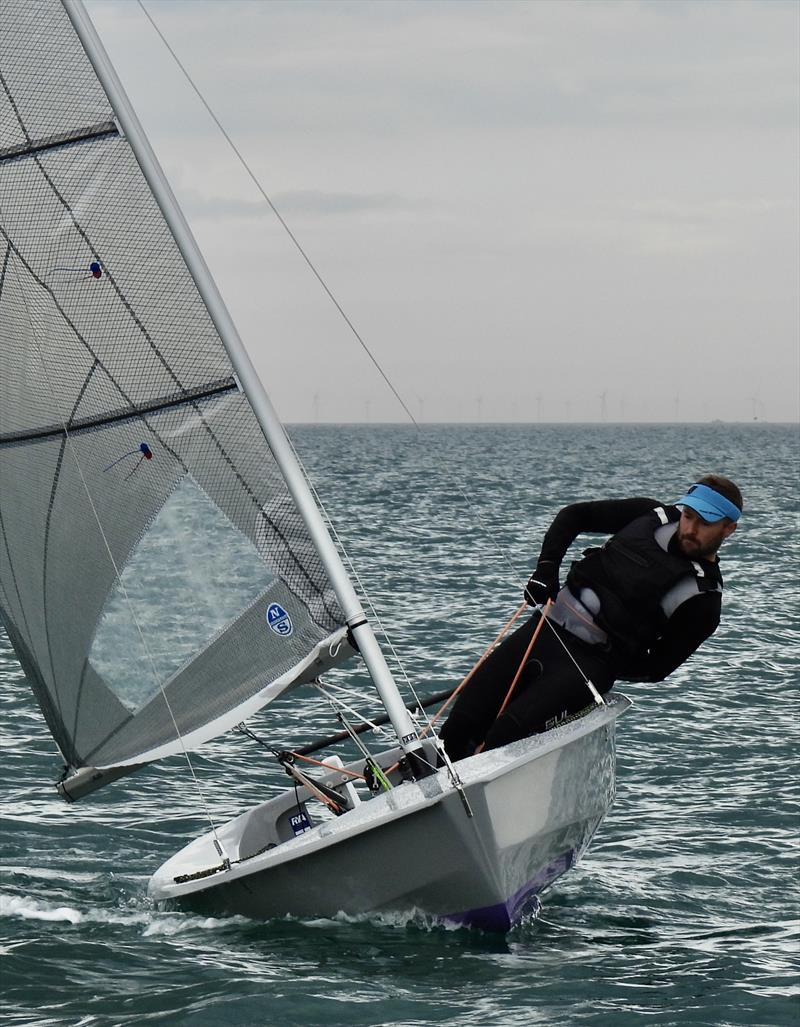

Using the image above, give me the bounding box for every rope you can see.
[237,719,380,789]
[136,2,417,425]
[332,714,393,791]
[536,603,605,706]
[495,601,552,721]
[421,602,527,736]
[473,601,552,754]
[314,682,387,736]
[282,761,347,815]
[290,751,367,782]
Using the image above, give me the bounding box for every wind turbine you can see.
[748,394,765,421]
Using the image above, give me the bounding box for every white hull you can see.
[149,693,630,931]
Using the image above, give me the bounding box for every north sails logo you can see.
[266,602,293,637]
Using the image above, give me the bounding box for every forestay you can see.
[0,0,352,783]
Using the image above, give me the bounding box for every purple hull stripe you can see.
[445,849,577,932]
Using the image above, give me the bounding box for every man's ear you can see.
[722,520,737,541]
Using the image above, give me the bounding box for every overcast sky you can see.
[87,0,799,424]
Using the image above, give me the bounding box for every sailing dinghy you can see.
[0,0,629,931]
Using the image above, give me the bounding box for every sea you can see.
[1,422,798,1027]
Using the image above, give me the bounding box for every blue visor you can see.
[675,483,741,523]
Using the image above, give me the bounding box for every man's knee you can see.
[440,711,483,762]
[482,710,530,752]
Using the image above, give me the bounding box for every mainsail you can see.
[0,0,355,788]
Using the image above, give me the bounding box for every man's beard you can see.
[677,532,720,559]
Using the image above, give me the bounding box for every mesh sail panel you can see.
[0,0,348,774]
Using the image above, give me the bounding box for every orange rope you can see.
[560,594,600,633]
[380,603,530,778]
[300,777,346,813]
[296,603,532,783]
[420,601,528,738]
[287,751,367,782]
[475,600,552,754]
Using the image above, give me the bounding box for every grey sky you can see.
[88,0,799,423]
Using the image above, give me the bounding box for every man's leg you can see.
[482,629,614,750]
[440,613,544,761]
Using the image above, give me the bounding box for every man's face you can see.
[676,507,736,559]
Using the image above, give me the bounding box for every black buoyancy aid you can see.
[565,506,723,656]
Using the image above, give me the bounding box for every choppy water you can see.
[1,423,798,1027]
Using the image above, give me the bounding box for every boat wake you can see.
[0,892,248,936]
[0,894,83,925]
[299,898,544,934]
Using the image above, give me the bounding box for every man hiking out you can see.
[441,474,742,760]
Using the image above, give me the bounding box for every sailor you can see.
[440,475,742,761]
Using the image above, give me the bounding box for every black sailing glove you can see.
[524,559,559,607]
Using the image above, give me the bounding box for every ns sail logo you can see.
[266,602,293,637]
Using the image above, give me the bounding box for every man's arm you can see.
[526,497,659,605]
[537,497,659,565]
[618,593,721,682]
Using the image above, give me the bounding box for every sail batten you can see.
[0,377,240,447]
[0,0,352,791]
[0,120,119,164]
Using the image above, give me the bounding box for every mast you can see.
[61,0,426,767]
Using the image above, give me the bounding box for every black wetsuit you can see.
[440,498,723,761]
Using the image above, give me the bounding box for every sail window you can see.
[89,476,275,712]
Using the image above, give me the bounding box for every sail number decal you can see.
[266,602,293,637]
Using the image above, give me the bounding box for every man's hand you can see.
[524,559,559,606]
